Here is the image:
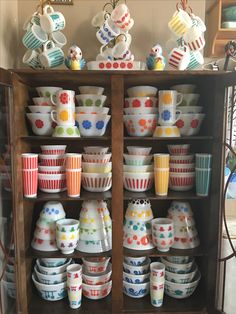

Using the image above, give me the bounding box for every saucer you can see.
[52,126,80,138]
[153,126,180,138]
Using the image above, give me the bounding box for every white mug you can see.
[40,5,66,34]
[168,9,193,37]
[96,18,120,45]
[91,10,110,28]
[50,31,67,48]
[159,105,181,126]
[23,12,41,30]
[23,49,42,69]
[50,90,75,107]
[168,46,190,70]
[183,26,205,51]
[51,106,75,126]
[96,46,114,61]
[111,4,131,29]
[39,41,64,68]
[112,41,132,60]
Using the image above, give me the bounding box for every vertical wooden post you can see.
[111,75,124,313]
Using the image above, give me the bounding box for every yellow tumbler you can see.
[154,168,169,196]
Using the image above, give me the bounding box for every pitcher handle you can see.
[50,110,58,123]
[176,93,183,106]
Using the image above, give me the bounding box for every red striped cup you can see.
[21,153,38,169]
[66,169,82,197]
[183,26,205,51]
[168,47,190,71]
[66,153,82,170]
[22,168,38,197]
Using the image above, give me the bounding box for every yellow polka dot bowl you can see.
[153,126,180,138]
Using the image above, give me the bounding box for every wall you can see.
[0,0,19,69]
[17,0,206,67]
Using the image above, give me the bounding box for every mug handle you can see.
[176,93,183,106]
[50,110,58,123]
[174,110,182,123]
[43,4,54,14]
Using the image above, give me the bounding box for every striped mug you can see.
[168,46,190,71]
[22,24,48,50]
[39,41,64,68]
[23,49,42,69]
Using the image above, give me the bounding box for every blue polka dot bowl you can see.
[123,271,150,284]
[75,114,111,137]
[123,280,150,298]
[40,201,66,222]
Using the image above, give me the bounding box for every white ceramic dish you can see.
[123,272,150,284]
[87,61,146,71]
[52,126,80,138]
[36,86,62,98]
[82,162,112,173]
[124,107,158,115]
[82,257,110,273]
[123,232,154,250]
[26,113,54,136]
[165,256,190,264]
[123,172,154,192]
[124,256,147,266]
[78,86,104,95]
[34,266,67,285]
[38,173,67,193]
[169,163,195,173]
[83,146,109,154]
[81,172,112,192]
[82,263,112,285]
[127,86,158,97]
[169,172,195,192]
[123,154,152,166]
[170,154,194,164]
[124,114,157,137]
[79,225,111,241]
[124,97,158,108]
[82,153,111,163]
[28,106,52,113]
[75,94,107,107]
[31,237,58,252]
[39,154,65,166]
[123,258,151,275]
[125,199,154,221]
[76,114,111,137]
[165,265,198,284]
[160,257,194,274]
[40,145,66,155]
[123,280,150,298]
[171,84,197,94]
[2,280,16,299]
[32,97,52,106]
[126,146,152,156]
[36,258,72,275]
[39,201,66,221]
[123,164,153,173]
[82,280,112,300]
[178,106,203,114]
[40,258,67,267]
[176,113,205,136]
[167,144,190,156]
[75,106,109,114]
[38,165,65,174]
[178,94,200,107]
[77,237,111,253]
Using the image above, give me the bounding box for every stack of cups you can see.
[66,264,83,309]
[65,153,82,197]
[150,262,165,307]
[21,153,38,198]
[151,218,174,252]
[195,154,212,196]
[154,154,170,196]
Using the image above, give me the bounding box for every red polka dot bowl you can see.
[124,114,158,137]
[26,113,55,136]
[124,107,158,115]
[124,97,158,108]
[175,113,205,136]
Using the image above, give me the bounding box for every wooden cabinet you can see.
[0,68,234,314]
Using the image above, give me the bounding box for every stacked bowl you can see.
[123,199,155,250]
[38,145,66,193]
[161,256,201,299]
[168,144,195,192]
[82,257,112,300]
[75,86,111,137]
[32,258,71,301]
[123,147,153,192]
[124,86,158,137]
[77,200,112,253]
[31,201,65,252]
[123,256,150,298]
[167,201,200,249]
[81,147,112,192]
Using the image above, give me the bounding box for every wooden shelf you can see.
[124,246,205,258]
[21,136,111,142]
[28,248,112,259]
[124,136,214,141]
[124,190,208,200]
[24,190,112,201]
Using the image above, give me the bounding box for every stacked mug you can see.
[22,5,66,69]
[26,86,62,136]
[123,256,150,298]
[67,264,83,309]
[123,147,153,192]
[153,90,182,138]
[82,257,112,300]
[150,262,165,307]
[81,147,112,192]
[21,153,38,198]
[56,218,80,255]
[168,145,195,192]
[151,218,174,252]
[65,153,82,198]
[38,145,66,193]
[75,86,111,137]
[51,89,80,138]
[154,153,170,196]
[195,153,212,196]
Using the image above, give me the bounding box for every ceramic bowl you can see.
[81,172,112,192]
[167,144,190,155]
[123,272,150,284]
[170,163,195,173]
[4,271,15,283]
[40,201,66,221]
[126,146,152,156]
[52,126,80,138]
[82,153,111,163]
[75,106,109,114]
[124,97,158,108]
[153,126,180,138]
[123,232,154,250]
[124,114,157,137]
[38,165,65,174]
[40,258,67,267]
[82,263,112,285]
[174,224,198,238]
[176,113,206,136]
[82,280,112,300]
[168,201,193,217]
[178,106,203,113]
[123,154,152,166]
[34,266,67,284]
[80,200,111,219]
[26,113,54,136]
[124,256,147,266]
[76,114,111,137]
[39,154,65,166]
[31,237,58,251]
[125,199,154,221]
[77,237,112,253]
[32,273,67,301]
[78,86,104,95]
[34,225,55,241]
[6,264,15,273]
[83,146,109,154]
[123,281,150,298]
[123,218,152,235]
[28,106,52,114]
[82,162,112,173]
[178,94,200,107]
[127,86,158,97]
[38,173,67,193]
[79,225,111,241]
[123,172,154,192]
[124,107,158,115]
[36,259,72,275]
[164,271,201,299]
[75,94,107,107]
[82,257,110,273]
[172,235,200,249]
[160,257,194,274]
[123,258,151,275]
[165,265,198,284]
[123,164,153,173]
[2,280,16,299]
[36,86,62,98]
[171,84,197,94]
[170,154,194,164]
[32,97,52,106]
[169,172,195,192]
[165,256,190,264]
[40,145,66,155]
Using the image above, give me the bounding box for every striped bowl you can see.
[38,173,67,193]
[169,172,195,192]
[81,172,112,192]
[123,172,154,192]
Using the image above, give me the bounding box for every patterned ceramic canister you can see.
[22,24,48,50]
[40,5,66,34]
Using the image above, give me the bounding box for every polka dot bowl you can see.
[39,201,66,221]
[124,97,158,109]
[75,94,107,107]
[52,126,80,138]
[26,113,54,136]
[76,114,111,137]
[124,114,158,137]
[175,113,205,136]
